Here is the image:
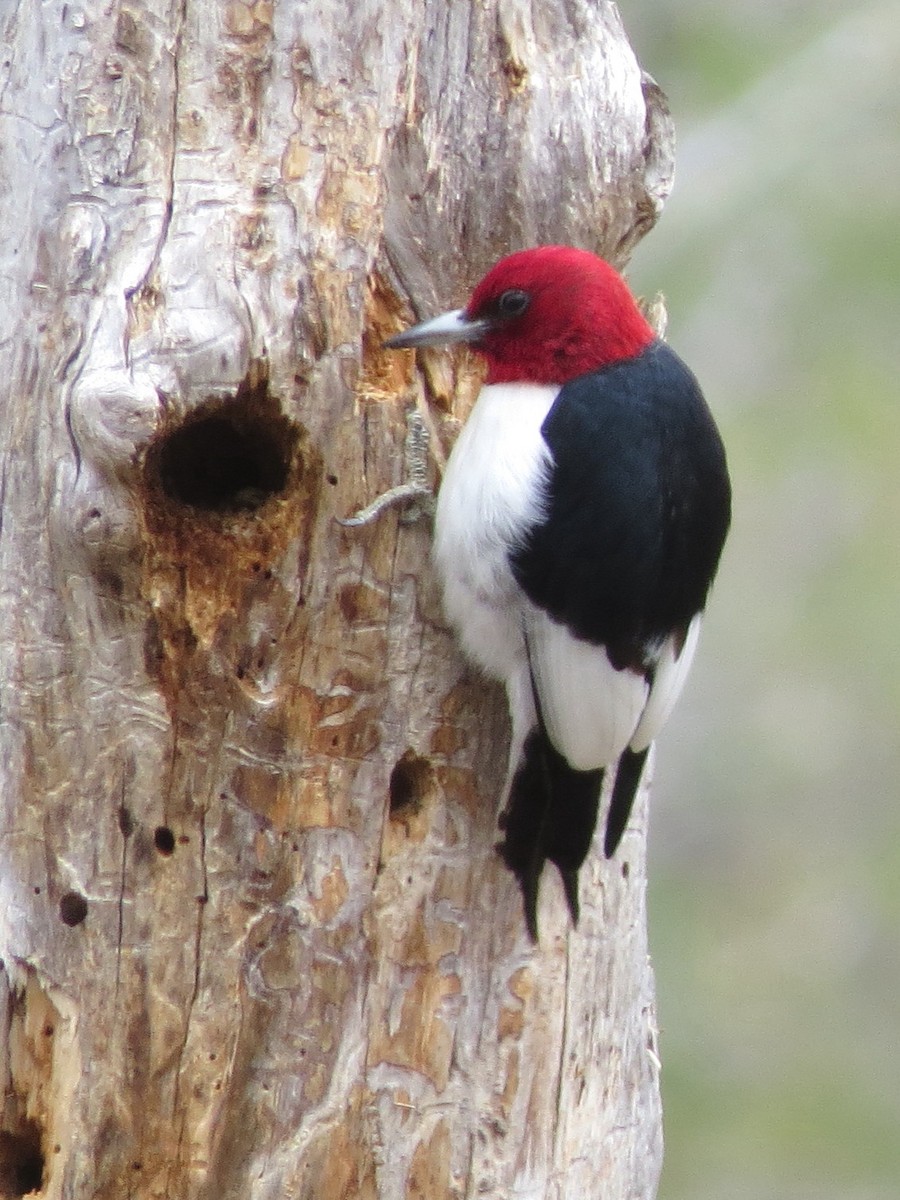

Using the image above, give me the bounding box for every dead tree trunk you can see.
[0,2,673,1197]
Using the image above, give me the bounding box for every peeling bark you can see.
[0,2,673,1197]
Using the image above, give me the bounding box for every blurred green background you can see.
[623,2,900,1198]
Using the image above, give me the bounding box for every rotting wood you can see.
[0,2,673,1196]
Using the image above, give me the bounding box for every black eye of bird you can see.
[496,289,530,319]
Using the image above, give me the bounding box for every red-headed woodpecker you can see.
[385,246,731,938]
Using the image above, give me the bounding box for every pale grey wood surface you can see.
[0,3,672,1196]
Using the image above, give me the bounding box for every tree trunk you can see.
[0,2,673,1197]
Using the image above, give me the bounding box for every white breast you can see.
[432,383,558,681]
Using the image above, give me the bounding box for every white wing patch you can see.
[524,608,702,771]
[629,614,701,752]
[524,607,649,771]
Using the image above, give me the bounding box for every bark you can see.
[0,2,673,1197]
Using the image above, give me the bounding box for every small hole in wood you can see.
[0,1122,44,1196]
[388,751,434,818]
[118,804,135,838]
[154,826,176,856]
[59,891,88,926]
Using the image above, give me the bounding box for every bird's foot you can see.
[338,407,434,527]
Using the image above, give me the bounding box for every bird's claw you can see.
[338,408,434,527]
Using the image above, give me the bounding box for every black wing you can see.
[511,339,731,667]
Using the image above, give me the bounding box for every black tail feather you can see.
[603,745,650,858]
[497,731,550,941]
[498,729,603,939]
[557,868,582,929]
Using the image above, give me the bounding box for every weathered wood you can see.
[0,2,673,1197]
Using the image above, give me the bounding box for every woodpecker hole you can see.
[154,825,176,856]
[58,891,88,927]
[0,1123,45,1197]
[148,394,295,512]
[138,371,320,724]
[143,374,302,515]
[388,751,434,819]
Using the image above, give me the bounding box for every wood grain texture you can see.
[0,1,673,1196]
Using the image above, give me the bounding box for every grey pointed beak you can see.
[383,308,488,350]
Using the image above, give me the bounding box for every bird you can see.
[384,245,731,939]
